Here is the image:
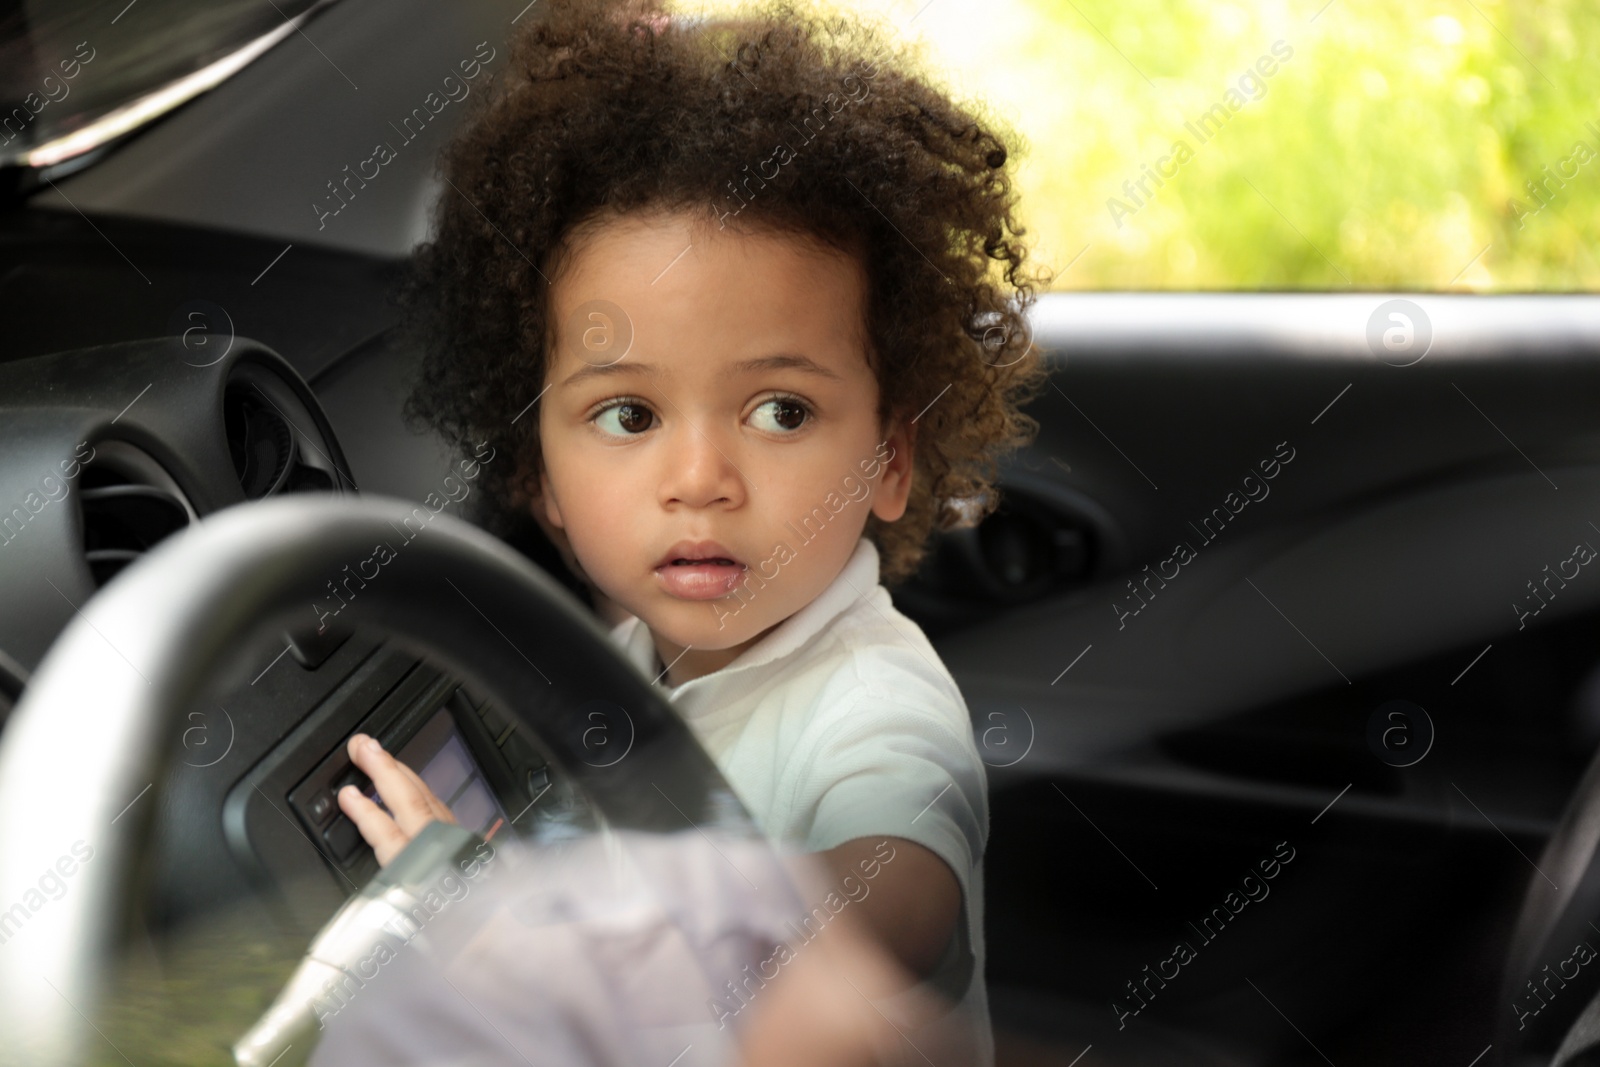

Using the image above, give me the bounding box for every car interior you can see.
[2,1,1599,1065]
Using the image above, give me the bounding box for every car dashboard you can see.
[0,324,597,945]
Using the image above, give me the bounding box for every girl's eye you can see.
[591,400,655,436]
[588,395,811,438]
[750,396,811,434]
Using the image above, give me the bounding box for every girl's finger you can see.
[394,759,457,824]
[336,783,409,867]
[347,734,439,838]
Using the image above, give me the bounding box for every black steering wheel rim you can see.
[0,493,777,1066]
[1498,735,1600,1063]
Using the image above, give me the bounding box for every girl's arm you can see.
[340,734,965,998]
[809,836,962,990]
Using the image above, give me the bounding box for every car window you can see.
[0,0,325,168]
[688,0,1600,291]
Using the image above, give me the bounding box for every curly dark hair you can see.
[399,0,1052,588]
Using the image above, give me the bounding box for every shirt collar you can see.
[608,536,881,698]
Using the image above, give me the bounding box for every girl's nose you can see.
[657,417,747,509]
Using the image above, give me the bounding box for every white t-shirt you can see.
[607,535,993,1067]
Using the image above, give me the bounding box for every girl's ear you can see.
[869,417,916,524]
[510,452,564,530]
[508,454,536,507]
[537,459,566,530]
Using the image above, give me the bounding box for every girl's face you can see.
[537,208,914,686]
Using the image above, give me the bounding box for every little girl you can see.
[339,0,1051,1062]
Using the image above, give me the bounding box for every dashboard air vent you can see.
[224,382,336,498]
[78,442,196,589]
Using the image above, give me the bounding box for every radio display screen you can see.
[366,707,509,840]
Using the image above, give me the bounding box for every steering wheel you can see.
[0,494,788,1066]
[1499,735,1600,1064]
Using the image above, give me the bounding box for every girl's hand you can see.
[336,733,456,867]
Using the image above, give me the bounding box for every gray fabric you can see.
[306,828,970,1067]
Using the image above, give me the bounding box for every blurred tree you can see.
[679,0,1600,290]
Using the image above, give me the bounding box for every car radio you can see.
[227,646,592,901]
[288,694,512,881]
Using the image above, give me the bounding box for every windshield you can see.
[0,0,325,170]
[693,0,1599,292]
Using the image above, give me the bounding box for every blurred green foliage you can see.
[687,0,1600,290]
[999,0,1599,290]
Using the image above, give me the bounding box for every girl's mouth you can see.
[654,559,748,600]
